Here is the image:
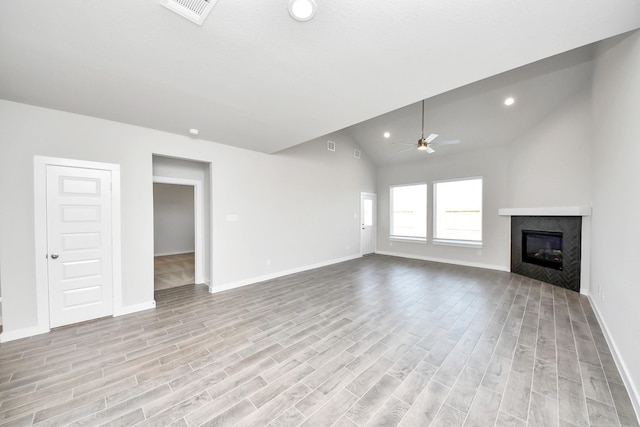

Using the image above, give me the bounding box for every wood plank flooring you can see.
[0,255,638,426]
[154,253,195,291]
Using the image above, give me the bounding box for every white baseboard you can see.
[209,254,362,294]
[375,251,510,272]
[113,300,156,317]
[0,325,50,343]
[0,301,157,343]
[588,295,640,421]
[154,250,195,257]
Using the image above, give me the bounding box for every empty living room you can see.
[1,1,639,426]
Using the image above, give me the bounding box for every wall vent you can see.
[354,149,361,159]
[163,0,218,26]
[327,141,336,152]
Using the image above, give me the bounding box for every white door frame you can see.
[33,156,122,334]
[360,192,377,255]
[153,176,205,284]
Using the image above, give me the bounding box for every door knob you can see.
[50,253,59,259]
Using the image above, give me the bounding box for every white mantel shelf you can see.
[498,206,591,217]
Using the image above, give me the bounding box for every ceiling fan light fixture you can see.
[388,99,460,156]
[288,0,317,22]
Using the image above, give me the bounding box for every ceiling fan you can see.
[393,100,460,154]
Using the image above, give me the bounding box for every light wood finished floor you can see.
[154,253,195,291]
[0,255,637,426]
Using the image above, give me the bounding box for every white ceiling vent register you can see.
[162,0,218,26]
[327,141,336,152]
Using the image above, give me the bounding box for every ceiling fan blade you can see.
[425,146,435,154]
[430,139,460,146]
[425,133,439,144]
[391,141,416,146]
[396,146,416,154]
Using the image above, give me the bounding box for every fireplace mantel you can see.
[498,206,591,217]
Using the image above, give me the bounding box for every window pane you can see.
[434,178,482,241]
[390,184,427,239]
[363,199,373,226]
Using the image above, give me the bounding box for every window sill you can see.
[432,239,483,248]
[390,236,427,244]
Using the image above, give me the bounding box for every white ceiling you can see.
[0,1,639,154]
[347,44,595,166]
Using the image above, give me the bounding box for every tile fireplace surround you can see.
[499,206,591,293]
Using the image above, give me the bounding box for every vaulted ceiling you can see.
[347,44,595,166]
[1,1,639,155]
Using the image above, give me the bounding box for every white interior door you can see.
[46,165,113,328]
[360,193,377,255]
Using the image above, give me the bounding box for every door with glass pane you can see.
[360,193,377,255]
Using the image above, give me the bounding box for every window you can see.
[363,198,373,227]
[390,183,427,241]
[433,178,482,243]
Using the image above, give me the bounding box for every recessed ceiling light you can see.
[383,132,391,138]
[504,97,515,106]
[288,0,317,22]
[189,128,199,135]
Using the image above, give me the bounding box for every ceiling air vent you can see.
[327,141,336,152]
[163,0,218,26]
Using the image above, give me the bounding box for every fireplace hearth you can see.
[511,216,581,292]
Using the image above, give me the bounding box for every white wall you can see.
[506,91,592,209]
[153,183,195,256]
[590,30,640,412]
[376,146,511,270]
[0,100,375,336]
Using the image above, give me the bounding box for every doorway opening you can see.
[152,155,211,293]
[153,182,196,290]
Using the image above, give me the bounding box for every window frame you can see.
[389,182,428,243]
[432,176,483,248]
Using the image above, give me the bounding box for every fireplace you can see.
[510,216,581,292]
[522,230,563,270]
